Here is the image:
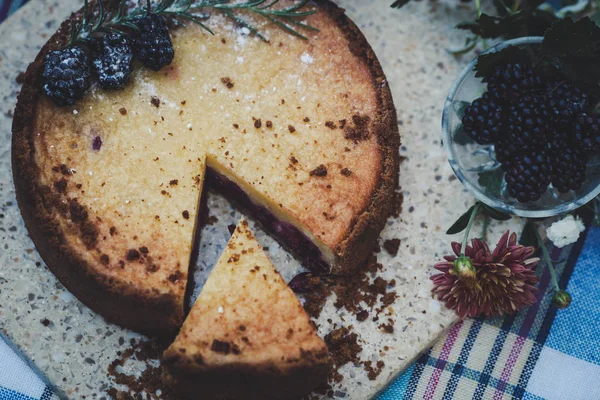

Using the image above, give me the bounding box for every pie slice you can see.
[163,219,330,400]
[12,0,399,335]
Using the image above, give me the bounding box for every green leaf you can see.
[453,123,475,145]
[447,205,476,235]
[457,13,526,39]
[542,17,600,88]
[481,203,512,221]
[473,45,533,79]
[391,0,410,8]
[452,100,471,118]
[520,221,537,247]
[477,168,504,198]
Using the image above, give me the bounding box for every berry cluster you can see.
[42,13,173,106]
[462,63,600,203]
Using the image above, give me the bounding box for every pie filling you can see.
[206,168,331,274]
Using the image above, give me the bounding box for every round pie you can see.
[12,0,399,336]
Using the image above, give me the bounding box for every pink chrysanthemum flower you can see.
[431,231,539,319]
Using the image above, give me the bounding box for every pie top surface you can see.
[12,0,399,334]
[163,218,329,373]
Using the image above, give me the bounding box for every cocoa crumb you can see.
[151,96,160,108]
[325,326,362,383]
[206,215,218,225]
[304,117,310,122]
[325,121,337,129]
[383,238,401,256]
[211,340,231,355]
[169,179,178,186]
[168,271,184,283]
[288,125,296,133]
[126,249,140,261]
[220,77,234,89]
[233,123,239,129]
[254,119,262,129]
[362,360,385,380]
[340,168,352,177]
[290,156,298,164]
[109,226,117,236]
[344,114,371,141]
[119,107,127,115]
[182,210,190,219]
[309,164,327,177]
[379,320,394,334]
[356,310,369,322]
[266,120,273,128]
[53,178,67,193]
[139,246,149,254]
[100,254,110,265]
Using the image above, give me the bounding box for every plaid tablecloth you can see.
[2,2,600,399]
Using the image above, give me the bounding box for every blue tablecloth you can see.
[2,2,600,399]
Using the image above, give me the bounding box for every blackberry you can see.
[42,46,91,106]
[545,81,589,123]
[485,63,544,101]
[506,95,552,149]
[505,150,553,203]
[573,113,600,154]
[461,93,504,145]
[132,14,174,71]
[92,33,134,90]
[494,139,529,169]
[92,33,133,90]
[551,146,587,193]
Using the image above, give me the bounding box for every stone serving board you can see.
[0,0,524,398]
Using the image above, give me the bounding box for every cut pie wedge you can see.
[163,219,330,400]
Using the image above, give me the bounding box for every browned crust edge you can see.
[11,0,400,336]
[315,1,400,275]
[162,359,330,400]
[11,10,183,338]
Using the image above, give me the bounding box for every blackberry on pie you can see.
[91,33,134,90]
[41,46,91,106]
[132,13,174,71]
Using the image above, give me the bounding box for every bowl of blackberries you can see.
[443,32,600,218]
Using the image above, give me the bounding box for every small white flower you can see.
[546,215,585,248]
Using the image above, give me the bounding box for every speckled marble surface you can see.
[0,0,525,399]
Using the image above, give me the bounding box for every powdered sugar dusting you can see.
[300,52,314,64]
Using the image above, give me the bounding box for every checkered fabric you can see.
[379,212,600,400]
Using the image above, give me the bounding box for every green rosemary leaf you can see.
[281,16,318,32]
[220,9,267,41]
[264,14,309,40]
[391,0,410,9]
[94,0,105,31]
[257,0,278,9]
[170,11,215,35]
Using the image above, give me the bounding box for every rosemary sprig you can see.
[68,0,317,46]
[190,0,318,41]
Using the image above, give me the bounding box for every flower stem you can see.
[481,214,490,243]
[535,227,560,291]
[461,203,482,255]
[474,0,488,50]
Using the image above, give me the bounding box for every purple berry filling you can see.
[92,136,102,151]
[206,168,330,274]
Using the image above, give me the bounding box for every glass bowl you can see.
[442,36,600,218]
